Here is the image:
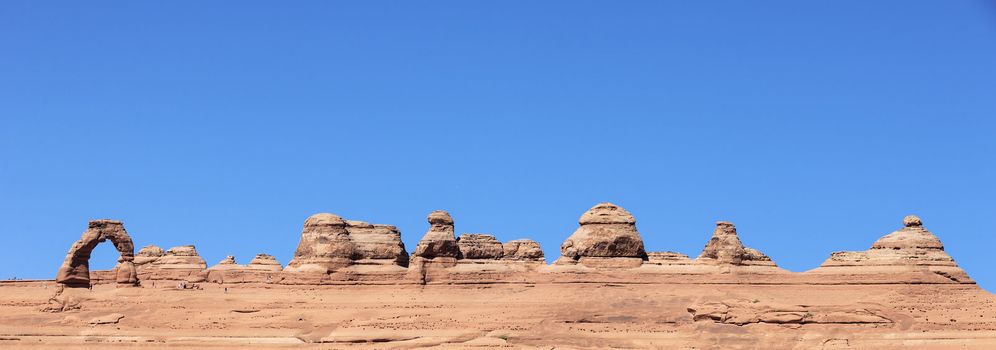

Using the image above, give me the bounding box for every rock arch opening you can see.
[55,220,138,287]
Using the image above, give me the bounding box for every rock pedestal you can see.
[413,210,460,260]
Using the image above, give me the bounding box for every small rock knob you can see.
[903,215,922,227]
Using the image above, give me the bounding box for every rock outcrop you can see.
[814,215,972,283]
[55,208,976,287]
[646,251,696,266]
[135,245,209,282]
[556,203,647,267]
[209,254,281,273]
[697,221,776,266]
[346,221,409,267]
[285,213,409,274]
[134,245,165,266]
[55,220,138,287]
[501,239,544,261]
[246,254,282,271]
[208,256,240,270]
[458,234,504,259]
[150,246,208,270]
[413,210,460,259]
[687,299,891,325]
[284,213,354,273]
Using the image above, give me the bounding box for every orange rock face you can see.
[23,205,994,348]
[54,220,137,287]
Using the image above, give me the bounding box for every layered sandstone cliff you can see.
[58,205,976,287]
[284,213,409,275]
[810,215,973,283]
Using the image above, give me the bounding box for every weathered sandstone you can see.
[284,213,354,273]
[208,255,240,270]
[246,254,282,271]
[55,219,137,287]
[457,234,504,259]
[413,210,459,259]
[697,221,777,266]
[134,245,165,266]
[501,239,544,261]
[812,215,973,283]
[556,203,647,267]
[151,246,208,270]
[345,220,409,267]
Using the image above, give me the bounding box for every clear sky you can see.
[2,2,995,290]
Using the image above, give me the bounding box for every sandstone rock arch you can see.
[55,220,138,287]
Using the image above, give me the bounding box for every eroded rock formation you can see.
[285,213,409,274]
[458,234,504,259]
[246,254,282,271]
[151,246,208,270]
[556,203,647,267]
[134,245,165,266]
[687,299,892,325]
[56,209,975,288]
[346,220,409,267]
[502,239,544,261]
[413,210,460,259]
[55,220,138,287]
[284,213,354,273]
[697,221,776,266]
[208,256,240,270]
[813,215,972,283]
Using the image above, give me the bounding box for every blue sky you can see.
[2,2,995,290]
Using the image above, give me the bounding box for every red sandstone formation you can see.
[697,221,776,266]
[811,214,972,283]
[344,220,409,267]
[555,202,647,268]
[413,210,459,259]
[501,239,544,261]
[27,205,993,349]
[55,220,137,287]
[284,213,354,273]
[49,206,975,288]
[457,234,504,259]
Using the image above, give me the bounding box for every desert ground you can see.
[2,280,996,349]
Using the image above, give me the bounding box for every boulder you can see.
[413,210,460,259]
[557,203,647,265]
[284,213,354,273]
[502,239,545,261]
[458,234,504,259]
